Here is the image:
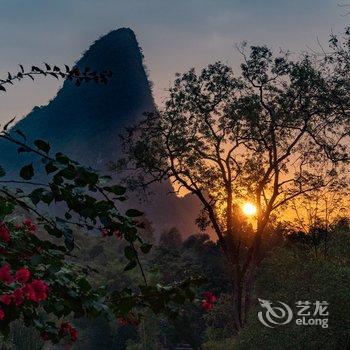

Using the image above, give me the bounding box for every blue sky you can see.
[0,0,348,123]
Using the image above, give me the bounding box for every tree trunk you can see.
[228,231,263,329]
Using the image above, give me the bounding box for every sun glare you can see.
[242,202,257,216]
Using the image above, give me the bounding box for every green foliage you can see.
[144,232,229,349]
[159,227,183,248]
[204,293,236,341]
[235,229,350,350]
[0,206,110,343]
[19,163,34,180]
[202,338,236,350]
[0,63,112,92]
[60,229,215,349]
[0,132,204,344]
[8,321,43,350]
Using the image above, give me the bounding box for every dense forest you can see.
[3,216,350,349]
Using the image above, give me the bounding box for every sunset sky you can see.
[0,0,348,124]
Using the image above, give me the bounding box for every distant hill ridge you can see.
[1,28,154,167]
[0,27,202,236]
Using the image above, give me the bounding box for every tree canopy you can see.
[120,31,350,328]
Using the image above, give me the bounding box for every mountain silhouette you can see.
[0,28,202,237]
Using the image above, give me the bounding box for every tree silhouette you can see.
[120,30,350,328]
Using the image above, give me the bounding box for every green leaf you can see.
[0,199,15,219]
[124,261,137,271]
[59,166,77,180]
[125,209,143,217]
[34,139,50,154]
[45,161,58,174]
[20,163,34,180]
[55,152,70,165]
[41,192,54,205]
[79,169,98,185]
[103,185,126,196]
[29,188,45,205]
[52,173,63,185]
[140,243,153,254]
[124,245,136,260]
[31,254,43,266]
[44,225,63,238]
[77,278,91,292]
[63,227,74,251]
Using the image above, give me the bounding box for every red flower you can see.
[101,228,109,237]
[114,230,122,239]
[201,291,218,311]
[25,279,48,302]
[59,322,78,342]
[0,223,10,243]
[59,322,71,335]
[117,317,129,326]
[117,314,140,326]
[203,291,218,304]
[0,308,5,320]
[11,288,25,306]
[0,294,12,305]
[23,219,36,233]
[0,265,13,284]
[202,300,213,310]
[15,267,31,283]
[69,327,78,342]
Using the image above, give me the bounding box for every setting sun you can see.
[242,203,257,216]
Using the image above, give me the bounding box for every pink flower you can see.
[59,322,78,342]
[0,222,10,243]
[202,300,214,310]
[0,308,5,320]
[114,230,122,239]
[25,279,48,302]
[0,265,13,284]
[201,291,218,311]
[69,327,78,342]
[203,291,218,304]
[11,288,25,306]
[0,294,12,305]
[22,284,35,301]
[101,228,109,237]
[59,322,71,335]
[15,267,31,283]
[23,219,36,233]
